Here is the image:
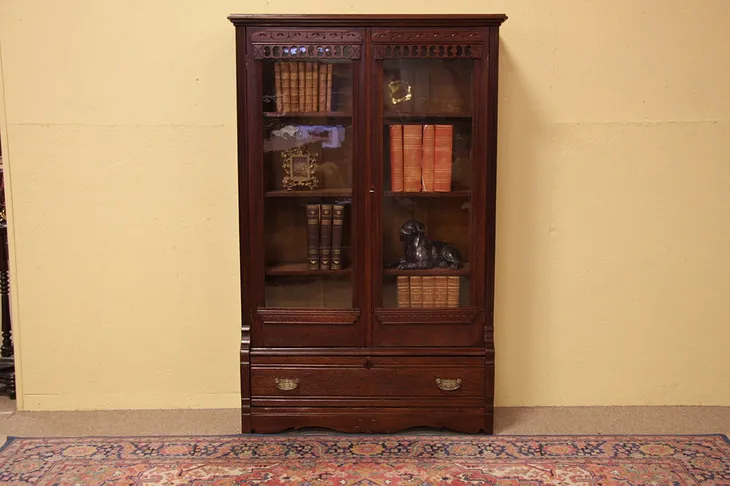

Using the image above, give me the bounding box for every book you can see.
[447,276,460,308]
[403,125,423,192]
[274,62,282,113]
[397,276,410,308]
[422,276,436,308]
[326,63,333,111]
[434,124,454,192]
[298,61,306,112]
[304,62,313,112]
[280,62,291,113]
[409,276,423,308]
[421,124,435,191]
[318,62,327,111]
[434,276,448,307]
[289,62,299,112]
[330,204,345,270]
[389,125,404,192]
[306,204,320,270]
[319,204,333,270]
[312,62,319,112]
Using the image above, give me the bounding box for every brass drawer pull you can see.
[275,377,300,391]
[436,378,462,391]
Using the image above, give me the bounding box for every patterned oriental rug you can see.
[1,434,729,485]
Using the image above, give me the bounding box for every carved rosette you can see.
[374,44,481,60]
[253,44,361,60]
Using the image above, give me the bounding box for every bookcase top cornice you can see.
[228,14,507,27]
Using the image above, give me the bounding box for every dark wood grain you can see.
[231,14,505,434]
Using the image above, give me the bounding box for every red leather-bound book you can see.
[389,125,404,192]
[434,124,453,192]
[421,124,435,191]
[403,124,423,192]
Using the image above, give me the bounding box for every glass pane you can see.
[262,59,354,308]
[381,59,473,308]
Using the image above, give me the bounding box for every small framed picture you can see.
[282,146,319,190]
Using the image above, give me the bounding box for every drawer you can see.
[251,356,485,398]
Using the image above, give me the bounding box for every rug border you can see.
[1,432,728,447]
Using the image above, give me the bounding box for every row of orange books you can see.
[397,275,460,308]
[390,124,453,192]
[274,61,333,113]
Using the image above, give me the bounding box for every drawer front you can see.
[251,356,485,398]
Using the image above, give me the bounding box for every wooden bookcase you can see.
[228,14,507,433]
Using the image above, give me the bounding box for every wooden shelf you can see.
[384,112,471,121]
[385,190,470,198]
[264,111,351,118]
[266,263,352,276]
[384,263,471,276]
[266,189,352,198]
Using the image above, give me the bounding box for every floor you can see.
[1,398,728,444]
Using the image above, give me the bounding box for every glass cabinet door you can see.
[373,46,485,346]
[247,35,364,347]
[261,58,355,308]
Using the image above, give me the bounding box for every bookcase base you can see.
[247,407,492,434]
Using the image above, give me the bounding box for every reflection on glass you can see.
[261,60,354,309]
[383,59,473,115]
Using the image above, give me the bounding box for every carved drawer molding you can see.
[374,307,479,325]
[257,308,360,325]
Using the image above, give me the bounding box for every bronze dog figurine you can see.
[387,219,464,270]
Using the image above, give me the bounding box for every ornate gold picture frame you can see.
[282,146,319,190]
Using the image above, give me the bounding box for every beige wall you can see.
[0,0,728,411]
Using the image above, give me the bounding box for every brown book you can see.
[306,204,320,270]
[397,276,410,308]
[289,62,299,112]
[298,61,306,112]
[422,276,436,308]
[434,276,448,307]
[280,62,291,113]
[319,204,333,270]
[421,124,435,191]
[447,276,460,308]
[434,124,453,192]
[389,125,404,192]
[403,125,423,192]
[409,276,423,308]
[312,62,319,112]
[304,62,314,112]
[274,62,283,113]
[318,62,327,111]
[326,63,333,111]
[330,204,345,270]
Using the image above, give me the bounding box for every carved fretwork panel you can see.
[372,29,483,44]
[253,44,361,60]
[374,44,481,60]
[252,30,362,43]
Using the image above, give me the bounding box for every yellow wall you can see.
[0,0,729,411]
